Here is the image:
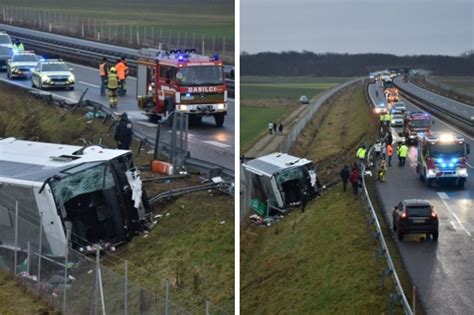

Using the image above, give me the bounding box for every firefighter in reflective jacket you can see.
[107,67,119,109]
[99,57,108,96]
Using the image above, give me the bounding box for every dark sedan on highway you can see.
[392,199,439,241]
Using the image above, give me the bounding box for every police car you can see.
[31,59,75,90]
[7,51,39,79]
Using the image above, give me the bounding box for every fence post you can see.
[177,31,180,48]
[136,25,140,47]
[14,201,18,276]
[205,300,209,315]
[202,35,205,55]
[124,260,128,315]
[63,225,71,314]
[37,212,43,283]
[27,242,31,274]
[164,279,169,315]
[222,36,226,60]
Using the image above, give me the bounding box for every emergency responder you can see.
[349,167,361,195]
[97,57,109,96]
[386,132,393,146]
[278,123,283,135]
[12,39,24,53]
[398,142,409,167]
[378,159,387,182]
[356,145,367,168]
[123,57,129,93]
[273,121,277,134]
[340,164,350,192]
[386,143,394,167]
[99,57,108,96]
[114,112,133,150]
[107,67,119,109]
[115,57,127,96]
[374,140,382,160]
[383,112,391,133]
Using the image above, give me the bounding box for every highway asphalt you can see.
[394,77,474,119]
[369,82,474,314]
[0,62,235,170]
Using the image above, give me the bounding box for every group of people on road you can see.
[340,131,410,194]
[268,121,284,135]
[99,57,129,109]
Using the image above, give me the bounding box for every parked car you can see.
[0,46,13,71]
[391,114,404,127]
[7,51,39,79]
[392,199,438,240]
[299,95,309,104]
[31,59,75,90]
[0,31,13,49]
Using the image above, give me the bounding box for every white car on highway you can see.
[374,103,388,114]
[391,114,404,127]
[0,32,13,49]
[392,101,407,113]
[31,59,75,90]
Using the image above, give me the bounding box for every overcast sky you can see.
[241,0,473,56]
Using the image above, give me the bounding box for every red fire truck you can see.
[136,49,228,126]
[403,111,432,144]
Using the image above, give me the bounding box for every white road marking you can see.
[136,121,157,127]
[438,192,449,200]
[202,140,231,148]
[437,192,471,237]
[166,130,195,137]
[450,221,459,231]
[79,81,100,88]
[467,162,474,169]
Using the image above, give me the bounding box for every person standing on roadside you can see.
[99,57,108,96]
[386,132,393,146]
[114,112,133,150]
[115,58,126,96]
[107,67,119,109]
[349,167,361,195]
[268,122,273,135]
[386,143,393,167]
[374,140,382,160]
[340,165,350,192]
[398,142,409,167]
[278,123,283,135]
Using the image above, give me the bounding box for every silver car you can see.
[391,114,404,127]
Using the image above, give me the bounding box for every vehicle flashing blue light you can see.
[448,163,454,168]
[441,163,447,168]
[39,58,46,62]
[178,55,184,61]
[437,158,444,163]
[212,53,219,61]
[185,93,191,97]
[451,158,457,163]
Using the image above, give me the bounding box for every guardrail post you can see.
[14,201,18,276]
[388,293,402,315]
[381,268,393,289]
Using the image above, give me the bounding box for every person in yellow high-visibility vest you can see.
[398,142,409,167]
[356,145,367,168]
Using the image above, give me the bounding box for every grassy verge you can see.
[2,0,234,40]
[0,269,55,315]
[240,105,293,153]
[431,76,474,95]
[241,188,396,313]
[241,77,352,154]
[0,83,234,313]
[241,82,412,314]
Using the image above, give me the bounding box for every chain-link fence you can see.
[0,196,230,314]
[0,5,234,63]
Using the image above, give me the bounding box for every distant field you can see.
[241,106,292,153]
[1,0,234,40]
[431,76,474,95]
[241,77,351,152]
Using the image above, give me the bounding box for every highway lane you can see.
[369,82,474,314]
[394,77,474,119]
[0,62,235,170]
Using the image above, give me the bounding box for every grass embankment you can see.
[240,76,351,154]
[0,83,234,313]
[0,269,55,315]
[3,0,234,40]
[241,82,412,314]
[431,76,474,95]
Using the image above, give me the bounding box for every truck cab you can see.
[403,111,431,144]
[416,132,470,189]
[136,49,228,127]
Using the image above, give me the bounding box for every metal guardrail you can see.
[1,24,235,96]
[394,82,473,137]
[365,82,413,315]
[149,182,233,205]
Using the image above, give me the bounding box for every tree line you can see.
[241,51,474,76]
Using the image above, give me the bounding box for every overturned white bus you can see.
[0,138,151,257]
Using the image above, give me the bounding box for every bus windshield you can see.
[177,66,224,86]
